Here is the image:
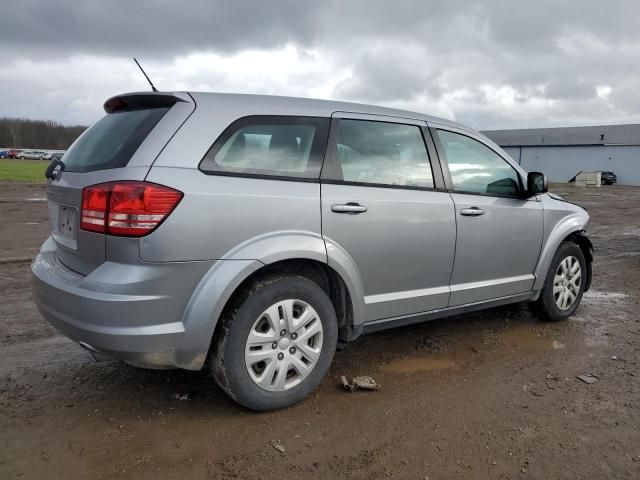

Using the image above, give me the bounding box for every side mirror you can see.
[527,171,548,195]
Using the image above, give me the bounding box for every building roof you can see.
[482,124,640,147]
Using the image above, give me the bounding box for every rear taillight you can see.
[80,181,183,237]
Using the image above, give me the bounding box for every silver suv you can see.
[32,92,593,410]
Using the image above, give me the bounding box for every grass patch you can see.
[0,159,48,182]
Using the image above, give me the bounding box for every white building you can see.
[482,124,640,186]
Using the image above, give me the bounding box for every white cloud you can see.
[2,0,640,129]
[0,47,348,125]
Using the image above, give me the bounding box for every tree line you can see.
[0,117,87,150]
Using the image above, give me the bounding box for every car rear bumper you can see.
[31,236,214,370]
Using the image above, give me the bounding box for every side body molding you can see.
[176,231,365,369]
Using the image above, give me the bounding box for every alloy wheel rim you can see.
[245,299,323,392]
[553,256,582,310]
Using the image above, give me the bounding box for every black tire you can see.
[211,275,338,411]
[529,241,587,322]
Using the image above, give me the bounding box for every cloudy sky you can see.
[1,0,639,129]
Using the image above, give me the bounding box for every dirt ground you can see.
[1,182,639,480]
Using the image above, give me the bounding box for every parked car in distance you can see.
[569,170,617,186]
[19,150,47,160]
[32,91,594,411]
[0,150,9,158]
[49,152,64,162]
[7,149,21,159]
[600,171,617,185]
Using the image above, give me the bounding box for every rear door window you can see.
[62,107,169,173]
[200,116,330,179]
[323,119,434,188]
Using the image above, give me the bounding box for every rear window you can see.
[200,116,330,179]
[62,107,169,173]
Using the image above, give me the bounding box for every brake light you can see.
[80,181,183,237]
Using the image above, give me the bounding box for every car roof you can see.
[109,91,465,130]
[186,91,461,128]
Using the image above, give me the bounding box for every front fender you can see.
[533,212,589,291]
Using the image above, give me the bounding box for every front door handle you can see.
[460,207,485,216]
[331,203,368,214]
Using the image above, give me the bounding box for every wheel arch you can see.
[220,258,359,342]
[533,214,592,291]
[177,234,365,370]
[565,231,593,291]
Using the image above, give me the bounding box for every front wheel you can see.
[530,241,587,321]
[212,275,338,411]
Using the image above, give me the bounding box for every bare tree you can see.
[0,117,86,149]
[6,119,21,147]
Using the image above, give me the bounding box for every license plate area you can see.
[58,204,77,239]
[51,202,78,251]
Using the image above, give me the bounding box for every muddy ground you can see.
[1,182,639,480]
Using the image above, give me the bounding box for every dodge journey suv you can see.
[32,91,593,411]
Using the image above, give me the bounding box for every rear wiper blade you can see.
[45,158,65,179]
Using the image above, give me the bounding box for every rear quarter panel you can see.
[140,169,323,262]
[143,92,339,262]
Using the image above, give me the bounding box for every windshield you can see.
[62,107,169,172]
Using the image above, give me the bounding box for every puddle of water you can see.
[500,327,563,351]
[381,357,455,374]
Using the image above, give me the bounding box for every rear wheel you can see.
[530,241,586,321]
[212,275,338,411]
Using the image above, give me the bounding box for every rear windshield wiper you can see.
[45,158,65,179]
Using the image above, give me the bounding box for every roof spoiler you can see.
[103,92,188,113]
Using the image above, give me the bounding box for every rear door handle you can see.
[460,207,485,216]
[331,203,368,214]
